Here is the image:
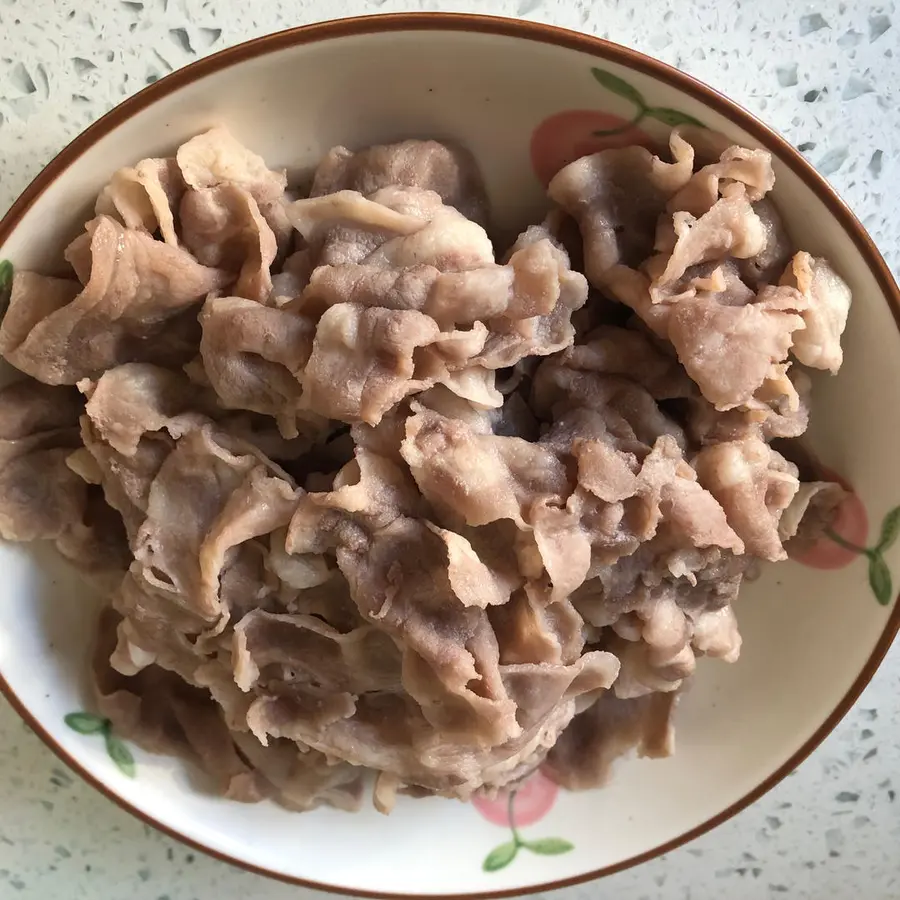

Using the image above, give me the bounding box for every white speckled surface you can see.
[0,1,898,898]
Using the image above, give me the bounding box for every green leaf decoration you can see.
[647,107,706,128]
[868,554,893,606]
[0,260,12,291]
[591,68,647,109]
[876,506,900,553]
[483,841,518,872]
[105,733,136,777]
[525,837,575,855]
[64,712,109,735]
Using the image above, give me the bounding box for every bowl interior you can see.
[1,18,898,898]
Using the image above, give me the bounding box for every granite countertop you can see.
[1,1,898,898]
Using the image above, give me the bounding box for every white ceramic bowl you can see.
[1,13,898,899]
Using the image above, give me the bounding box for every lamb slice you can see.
[780,251,852,372]
[301,303,488,425]
[0,216,230,384]
[694,435,800,560]
[308,684,572,797]
[0,380,82,441]
[79,415,173,542]
[667,144,775,217]
[780,480,847,549]
[303,263,441,314]
[82,363,212,457]
[93,609,268,800]
[292,185,495,278]
[197,465,300,620]
[95,157,184,246]
[690,604,742,662]
[336,516,521,746]
[545,691,677,790]
[308,447,428,530]
[401,404,569,528]
[232,609,402,694]
[176,126,287,206]
[533,365,686,454]
[548,130,694,286]
[311,139,489,225]
[477,279,589,369]
[666,284,808,411]
[0,446,87,541]
[288,190,428,245]
[199,295,319,437]
[180,184,278,303]
[283,441,424,572]
[610,632,695,699]
[270,249,314,303]
[229,734,365,812]
[0,272,81,368]
[132,427,265,622]
[655,187,768,289]
[556,325,694,400]
[636,435,744,553]
[304,237,571,331]
[500,650,620,730]
[489,588,585,666]
[738,198,795,288]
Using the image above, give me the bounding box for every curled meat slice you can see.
[548,131,694,284]
[232,609,402,694]
[780,251,852,372]
[301,303,489,425]
[82,363,210,457]
[96,157,185,246]
[739,198,795,288]
[0,217,229,385]
[609,269,808,412]
[554,325,694,400]
[401,404,569,527]
[291,187,494,273]
[289,190,429,244]
[310,139,489,225]
[306,238,569,325]
[0,273,80,373]
[694,436,799,560]
[176,126,287,205]
[180,184,278,303]
[0,447,87,542]
[655,188,768,288]
[545,691,676,790]
[668,145,775,217]
[132,427,296,626]
[0,380,82,442]
[199,296,319,437]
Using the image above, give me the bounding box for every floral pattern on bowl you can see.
[64,711,136,777]
[530,68,705,185]
[791,478,899,605]
[472,771,573,872]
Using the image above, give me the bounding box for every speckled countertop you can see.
[0,1,898,898]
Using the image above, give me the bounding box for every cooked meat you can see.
[96,157,185,247]
[0,126,851,814]
[0,217,229,384]
[310,138,489,226]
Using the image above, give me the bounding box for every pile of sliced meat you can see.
[0,126,850,812]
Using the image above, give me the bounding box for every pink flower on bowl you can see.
[792,473,869,570]
[472,770,558,827]
[529,67,705,186]
[530,109,655,186]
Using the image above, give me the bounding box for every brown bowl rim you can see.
[1,11,898,900]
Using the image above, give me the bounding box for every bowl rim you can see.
[1,11,899,900]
